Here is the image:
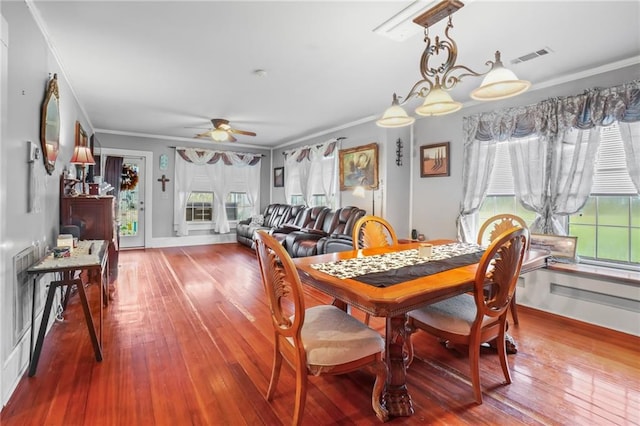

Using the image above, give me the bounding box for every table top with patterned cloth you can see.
[310,242,485,286]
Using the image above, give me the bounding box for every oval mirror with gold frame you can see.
[40,73,60,175]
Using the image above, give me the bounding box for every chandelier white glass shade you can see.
[470,54,531,100]
[376,94,416,128]
[377,0,530,128]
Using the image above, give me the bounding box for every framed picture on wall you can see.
[530,234,578,260]
[420,142,450,177]
[273,167,284,187]
[339,143,379,190]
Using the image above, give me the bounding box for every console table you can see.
[27,240,108,376]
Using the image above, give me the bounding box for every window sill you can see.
[546,261,640,285]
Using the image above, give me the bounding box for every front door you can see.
[118,157,145,248]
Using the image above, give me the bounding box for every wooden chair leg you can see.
[469,335,483,404]
[510,290,519,325]
[497,324,512,386]
[292,363,308,426]
[266,344,282,400]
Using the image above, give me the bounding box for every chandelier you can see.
[376,0,530,128]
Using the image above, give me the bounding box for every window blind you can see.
[591,122,637,195]
[487,124,637,196]
[486,141,515,195]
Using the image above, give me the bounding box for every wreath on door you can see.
[120,164,139,191]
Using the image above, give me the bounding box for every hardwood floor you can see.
[1,243,638,425]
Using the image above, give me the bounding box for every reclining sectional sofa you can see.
[236,203,365,257]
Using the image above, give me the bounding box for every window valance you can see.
[283,140,338,162]
[465,80,640,143]
[176,147,262,166]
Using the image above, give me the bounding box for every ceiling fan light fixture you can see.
[470,51,531,101]
[211,128,229,142]
[415,85,462,116]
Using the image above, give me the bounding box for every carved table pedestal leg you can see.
[383,314,414,417]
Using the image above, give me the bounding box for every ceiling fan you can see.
[194,118,256,142]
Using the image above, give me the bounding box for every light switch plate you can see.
[27,140,39,162]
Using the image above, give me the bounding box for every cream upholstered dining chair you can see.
[477,214,528,325]
[352,215,398,250]
[254,230,389,425]
[406,227,528,404]
[351,215,399,324]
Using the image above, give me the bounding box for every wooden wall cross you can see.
[157,174,170,192]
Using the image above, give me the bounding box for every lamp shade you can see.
[69,146,95,165]
[376,93,416,128]
[415,85,462,116]
[470,51,530,101]
[352,185,366,198]
[211,129,229,142]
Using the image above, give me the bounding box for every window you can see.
[478,140,537,227]
[226,192,251,221]
[478,123,639,268]
[186,192,213,222]
[186,191,253,224]
[567,123,639,266]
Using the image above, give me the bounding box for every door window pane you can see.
[119,162,140,236]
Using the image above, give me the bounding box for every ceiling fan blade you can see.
[227,133,237,142]
[194,131,212,138]
[229,129,257,137]
[211,118,229,129]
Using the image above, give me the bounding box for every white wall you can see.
[0,1,93,406]
[519,269,639,336]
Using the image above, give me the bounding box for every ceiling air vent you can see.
[511,47,553,65]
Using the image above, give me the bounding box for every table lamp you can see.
[69,146,96,195]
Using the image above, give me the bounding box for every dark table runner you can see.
[310,242,486,288]
[353,251,484,287]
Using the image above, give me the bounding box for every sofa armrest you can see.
[300,228,327,236]
[271,224,301,235]
[318,235,355,254]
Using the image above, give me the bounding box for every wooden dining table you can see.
[293,240,549,417]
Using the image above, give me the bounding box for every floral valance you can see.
[465,80,640,143]
[176,148,262,166]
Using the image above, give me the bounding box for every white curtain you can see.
[243,162,261,216]
[457,115,497,242]
[619,121,640,192]
[174,149,215,236]
[284,139,338,206]
[458,80,640,239]
[284,149,302,204]
[207,161,229,233]
[508,134,549,233]
[174,148,262,236]
[544,128,601,234]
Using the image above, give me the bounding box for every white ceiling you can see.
[29,0,640,148]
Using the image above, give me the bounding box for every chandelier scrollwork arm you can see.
[376,0,530,127]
